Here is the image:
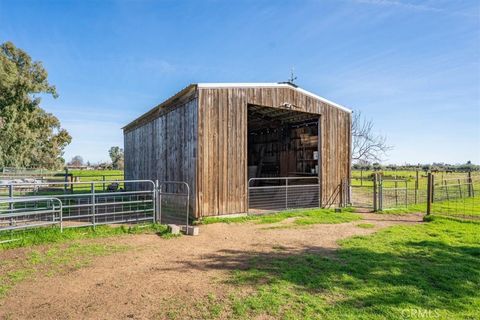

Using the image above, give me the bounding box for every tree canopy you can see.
[0,41,71,169]
[109,146,124,170]
[69,155,84,167]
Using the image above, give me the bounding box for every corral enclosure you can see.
[123,83,352,217]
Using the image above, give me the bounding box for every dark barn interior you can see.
[247,104,320,180]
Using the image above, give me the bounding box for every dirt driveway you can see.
[0,213,422,320]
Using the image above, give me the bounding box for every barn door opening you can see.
[247,104,321,213]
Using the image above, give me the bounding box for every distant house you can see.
[123,83,352,217]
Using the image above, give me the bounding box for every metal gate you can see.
[0,179,191,233]
[156,181,190,226]
[1,179,157,228]
[0,197,63,231]
[248,177,320,213]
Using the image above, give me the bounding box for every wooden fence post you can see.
[458,178,463,198]
[426,172,433,215]
[64,168,69,193]
[415,170,419,204]
[467,171,473,197]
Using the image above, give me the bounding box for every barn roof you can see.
[123,82,351,131]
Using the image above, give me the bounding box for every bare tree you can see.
[352,111,392,163]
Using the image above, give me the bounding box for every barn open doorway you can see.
[247,104,320,179]
[247,104,321,212]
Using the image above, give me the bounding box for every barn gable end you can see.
[123,83,351,218]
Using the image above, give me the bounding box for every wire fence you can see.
[429,174,479,220]
[349,185,375,208]
[349,172,479,218]
[248,177,320,213]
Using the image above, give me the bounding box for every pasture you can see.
[0,169,479,319]
[0,208,479,319]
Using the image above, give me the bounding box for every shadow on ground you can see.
[168,225,479,318]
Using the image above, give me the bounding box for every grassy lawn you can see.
[198,208,362,226]
[198,215,480,319]
[0,223,171,250]
[69,169,124,178]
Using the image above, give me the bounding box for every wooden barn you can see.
[123,83,352,218]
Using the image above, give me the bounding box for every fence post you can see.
[102,175,106,192]
[64,168,68,193]
[8,185,14,226]
[379,175,383,211]
[431,174,435,203]
[467,171,473,197]
[395,180,398,206]
[185,183,190,229]
[415,170,419,204]
[285,178,289,210]
[458,178,463,198]
[444,179,449,201]
[373,174,378,212]
[318,177,322,208]
[426,172,432,215]
[8,184,13,210]
[91,182,96,228]
[155,180,161,223]
[58,199,63,232]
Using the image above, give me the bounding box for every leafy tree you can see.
[109,146,124,170]
[69,155,84,167]
[0,41,71,169]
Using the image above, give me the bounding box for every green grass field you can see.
[198,216,480,319]
[69,169,123,177]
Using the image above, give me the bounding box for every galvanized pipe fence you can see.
[248,177,320,213]
[0,179,190,233]
[1,197,63,231]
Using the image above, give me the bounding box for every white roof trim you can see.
[197,83,352,113]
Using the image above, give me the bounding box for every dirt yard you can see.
[0,213,423,320]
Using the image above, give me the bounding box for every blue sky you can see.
[0,0,479,165]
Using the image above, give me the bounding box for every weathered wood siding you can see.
[196,87,351,216]
[124,97,198,213]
